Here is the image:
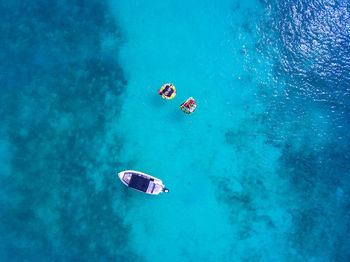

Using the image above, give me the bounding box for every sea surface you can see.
[0,0,349,261]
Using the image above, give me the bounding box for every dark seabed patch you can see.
[0,1,142,261]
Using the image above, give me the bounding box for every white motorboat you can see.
[118,170,169,195]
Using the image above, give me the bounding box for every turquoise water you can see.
[1,0,350,261]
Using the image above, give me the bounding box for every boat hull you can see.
[118,170,166,195]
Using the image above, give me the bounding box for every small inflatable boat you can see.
[118,170,169,195]
[159,83,176,99]
[180,97,197,114]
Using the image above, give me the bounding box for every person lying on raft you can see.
[181,99,195,109]
[159,84,176,99]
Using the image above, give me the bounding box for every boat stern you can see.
[151,183,165,195]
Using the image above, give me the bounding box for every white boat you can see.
[118,170,169,195]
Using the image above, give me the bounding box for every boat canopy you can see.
[128,175,150,192]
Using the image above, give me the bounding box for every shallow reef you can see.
[0,1,142,261]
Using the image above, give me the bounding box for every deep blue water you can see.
[0,0,350,261]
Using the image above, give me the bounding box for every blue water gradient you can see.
[262,0,350,259]
[0,1,140,261]
[0,0,349,261]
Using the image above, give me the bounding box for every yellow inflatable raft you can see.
[159,83,176,99]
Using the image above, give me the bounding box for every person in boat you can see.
[159,83,176,99]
